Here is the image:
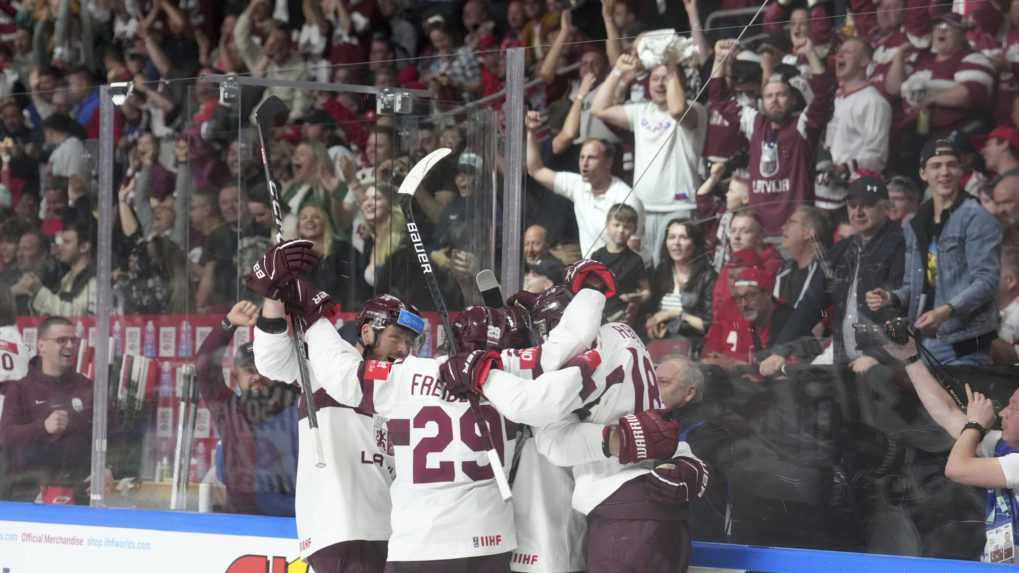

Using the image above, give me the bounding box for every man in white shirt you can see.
[887,336,1019,563]
[42,113,88,180]
[822,38,892,209]
[526,111,644,257]
[591,54,707,265]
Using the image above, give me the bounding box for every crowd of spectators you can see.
[0,0,1019,562]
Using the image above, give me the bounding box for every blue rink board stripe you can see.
[0,502,1008,571]
[0,501,297,538]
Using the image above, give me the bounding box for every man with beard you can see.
[11,219,96,317]
[710,38,835,236]
[195,301,300,516]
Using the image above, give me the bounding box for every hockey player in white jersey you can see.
[0,287,29,423]
[448,274,611,573]
[250,251,613,572]
[530,280,709,573]
[247,241,400,573]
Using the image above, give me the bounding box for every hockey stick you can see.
[253,95,326,469]
[476,269,504,308]
[397,147,513,501]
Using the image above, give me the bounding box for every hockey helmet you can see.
[530,285,573,342]
[357,294,426,339]
[452,306,531,352]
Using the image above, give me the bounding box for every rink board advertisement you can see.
[0,503,304,572]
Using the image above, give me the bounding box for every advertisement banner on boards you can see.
[0,519,305,573]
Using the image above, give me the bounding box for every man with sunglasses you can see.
[0,316,93,503]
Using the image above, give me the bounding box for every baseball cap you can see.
[733,266,775,292]
[526,258,565,284]
[972,125,1019,150]
[846,175,889,205]
[919,137,960,167]
[457,152,483,174]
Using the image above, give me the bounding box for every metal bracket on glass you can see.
[219,74,240,109]
[377,88,415,115]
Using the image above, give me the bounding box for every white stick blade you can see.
[488,450,513,501]
[398,147,453,197]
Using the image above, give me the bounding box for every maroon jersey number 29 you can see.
[411,405,506,484]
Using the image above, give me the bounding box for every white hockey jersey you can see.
[300,309,600,562]
[536,322,664,516]
[498,289,608,573]
[0,325,31,423]
[252,329,393,559]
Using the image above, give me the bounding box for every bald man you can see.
[523,224,551,265]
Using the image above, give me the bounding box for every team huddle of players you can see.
[245,239,708,573]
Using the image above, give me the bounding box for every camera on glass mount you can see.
[377,88,414,115]
[854,317,917,346]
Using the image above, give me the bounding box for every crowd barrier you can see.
[0,501,1008,572]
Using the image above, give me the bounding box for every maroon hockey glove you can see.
[648,456,710,504]
[282,277,340,328]
[244,240,320,299]
[614,409,682,465]
[439,350,504,399]
[507,290,539,313]
[564,259,617,299]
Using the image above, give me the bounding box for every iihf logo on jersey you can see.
[473,534,503,548]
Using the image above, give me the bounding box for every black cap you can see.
[846,175,889,204]
[919,137,961,167]
[526,258,564,284]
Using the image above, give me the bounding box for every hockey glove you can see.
[507,290,539,313]
[439,350,504,399]
[613,409,682,464]
[564,259,617,299]
[282,277,340,328]
[244,240,320,299]
[648,456,710,504]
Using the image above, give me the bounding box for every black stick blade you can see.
[476,269,504,308]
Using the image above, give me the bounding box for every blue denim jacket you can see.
[893,196,1001,344]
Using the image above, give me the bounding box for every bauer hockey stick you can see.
[397,147,513,501]
[252,95,326,469]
